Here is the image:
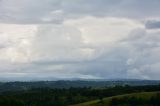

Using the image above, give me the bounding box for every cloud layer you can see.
[0,0,160,80]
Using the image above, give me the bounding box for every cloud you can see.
[0,0,160,80]
[0,17,141,79]
[145,20,160,29]
[124,29,160,79]
[1,0,160,24]
[0,0,62,24]
[62,0,160,19]
[0,24,36,63]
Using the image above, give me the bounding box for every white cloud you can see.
[0,24,37,63]
[64,17,143,44]
[0,16,144,79]
[0,0,160,80]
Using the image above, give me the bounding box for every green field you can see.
[71,91,160,106]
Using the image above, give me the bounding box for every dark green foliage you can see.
[0,84,160,106]
[0,97,25,106]
[109,93,160,106]
[0,88,95,106]
[0,80,160,92]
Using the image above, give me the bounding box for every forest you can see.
[109,94,160,106]
[0,83,160,106]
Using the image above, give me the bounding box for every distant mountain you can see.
[0,80,160,92]
[0,76,155,82]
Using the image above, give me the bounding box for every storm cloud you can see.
[145,20,160,29]
[0,0,160,80]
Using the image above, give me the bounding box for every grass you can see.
[71,91,160,106]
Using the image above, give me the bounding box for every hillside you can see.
[0,80,160,92]
[0,84,160,106]
[72,91,160,106]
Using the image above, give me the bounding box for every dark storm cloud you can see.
[145,20,160,29]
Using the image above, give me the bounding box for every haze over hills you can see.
[0,77,157,82]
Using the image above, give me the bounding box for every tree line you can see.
[110,93,160,106]
[0,84,160,106]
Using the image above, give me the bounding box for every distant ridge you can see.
[0,77,159,82]
[0,80,160,92]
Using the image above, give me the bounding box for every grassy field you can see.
[71,91,159,106]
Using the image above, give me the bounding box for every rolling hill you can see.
[72,91,160,106]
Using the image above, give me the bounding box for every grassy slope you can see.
[71,91,160,106]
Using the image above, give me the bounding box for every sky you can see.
[0,0,160,81]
